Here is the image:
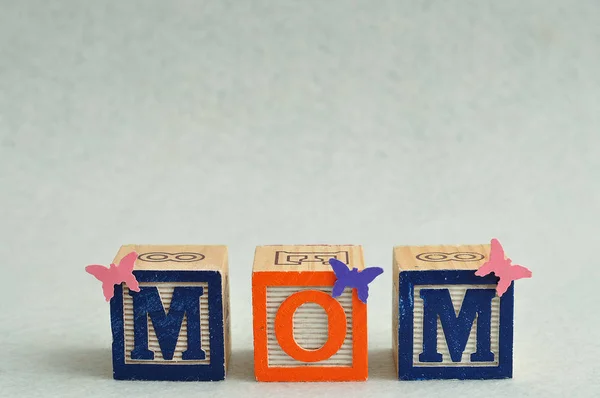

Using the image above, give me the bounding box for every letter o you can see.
[274,290,347,362]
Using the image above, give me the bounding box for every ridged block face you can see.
[411,284,501,367]
[393,244,514,380]
[123,283,211,365]
[110,245,230,381]
[266,286,354,367]
[252,245,368,382]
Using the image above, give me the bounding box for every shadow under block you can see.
[110,245,230,381]
[393,244,514,380]
[252,245,368,382]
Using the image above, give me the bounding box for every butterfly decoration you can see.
[328,258,384,303]
[85,251,140,301]
[475,238,532,297]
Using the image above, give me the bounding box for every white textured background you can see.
[1,1,599,397]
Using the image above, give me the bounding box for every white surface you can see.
[1,1,599,397]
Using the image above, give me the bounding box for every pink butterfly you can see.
[475,239,532,297]
[85,251,140,301]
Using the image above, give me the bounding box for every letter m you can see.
[129,286,206,361]
[419,288,496,363]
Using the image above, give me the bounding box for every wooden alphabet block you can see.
[110,245,230,381]
[252,245,368,382]
[393,244,513,380]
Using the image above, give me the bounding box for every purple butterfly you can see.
[329,258,384,303]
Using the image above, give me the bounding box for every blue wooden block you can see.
[109,245,230,381]
[393,244,513,380]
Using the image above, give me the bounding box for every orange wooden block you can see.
[252,245,368,382]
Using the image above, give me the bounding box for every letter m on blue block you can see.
[130,286,206,361]
[397,270,514,380]
[419,288,496,363]
[110,270,227,381]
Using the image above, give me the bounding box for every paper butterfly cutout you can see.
[475,238,532,297]
[85,251,140,301]
[329,258,384,303]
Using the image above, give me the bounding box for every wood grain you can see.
[113,244,228,271]
[253,244,364,272]
[394,244,491,271]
